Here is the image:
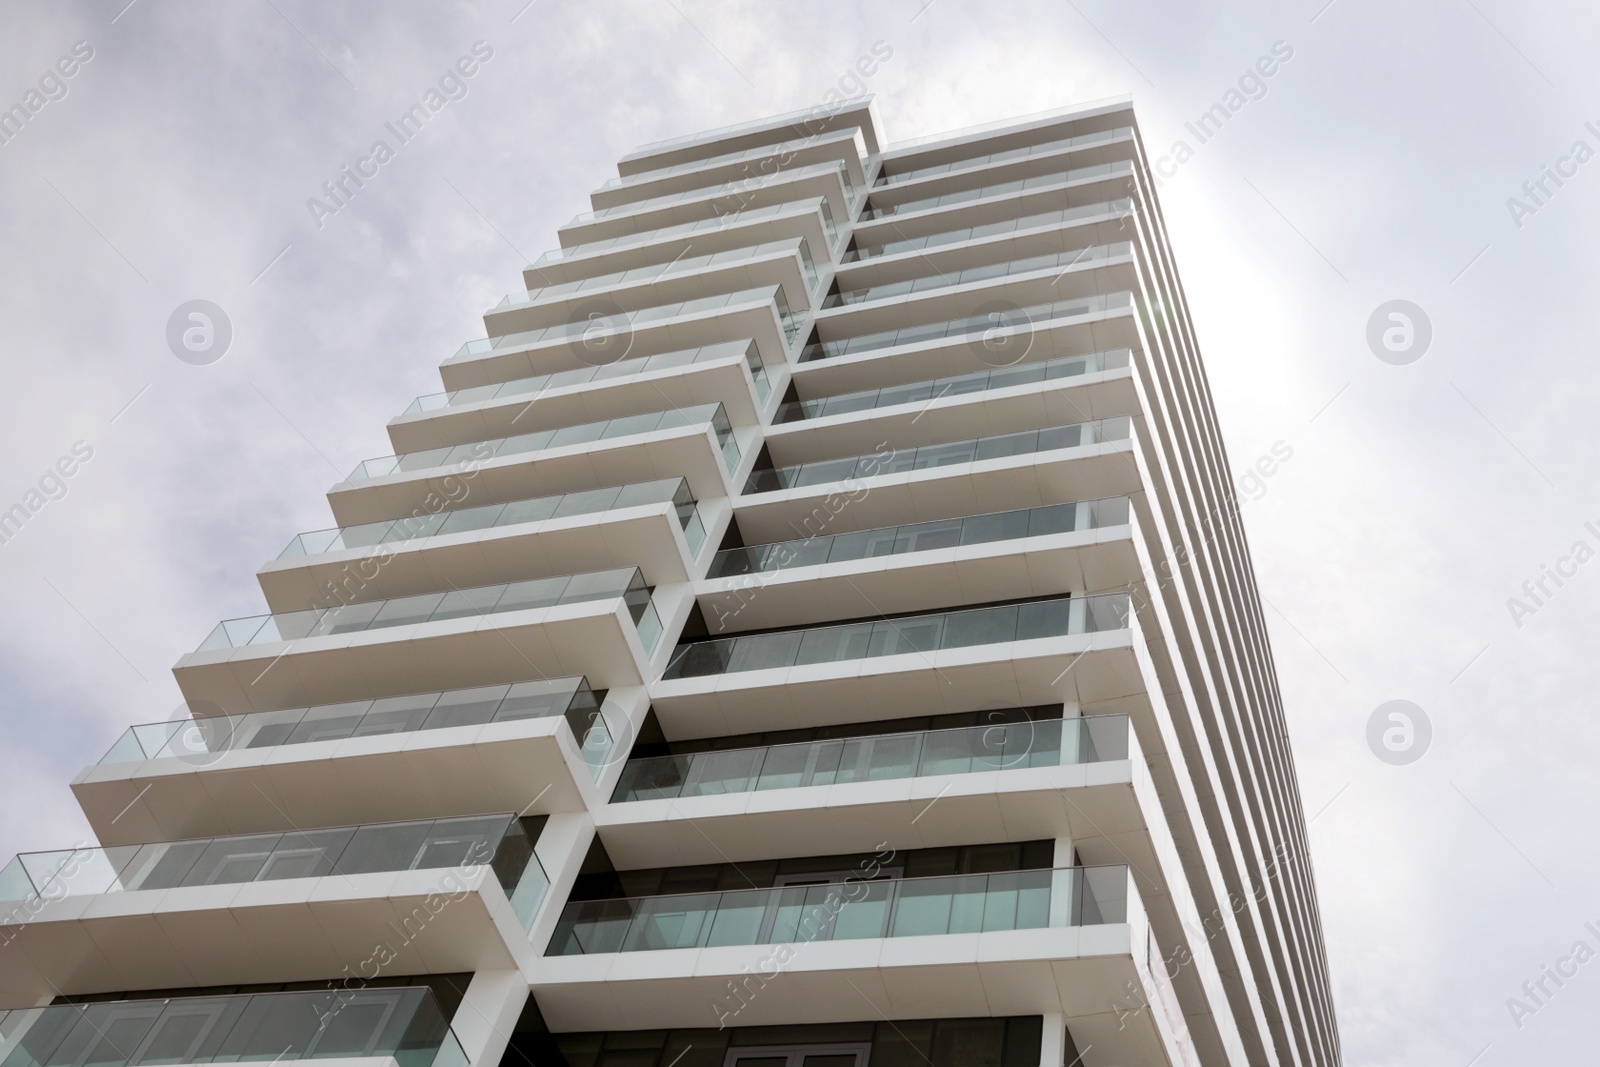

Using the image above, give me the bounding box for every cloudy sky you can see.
[1,0,1596,1062]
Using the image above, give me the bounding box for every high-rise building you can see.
[0,96,1339,1067]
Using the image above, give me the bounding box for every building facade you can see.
[0,97,1339,1067]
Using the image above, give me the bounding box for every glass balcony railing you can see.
[0,988,468,1067]
[567,161,852,226]
[450,285,797,362]
[877,125,1133,186]
[776,349,1129,424]
[98,675,605,763]
[493,239,814,310]
[345,402,740,483]
[601,127,866,191]
[612,713,1130,803]
[0,813,550,932]
[662,592,1131,680]
[406,342,770,416]
[800,291,1133,364]
[547,864,1129,955]
[707,497,1130,578]
[822,241,1132,309]
[196,567,662,655]
[534,199,814,265]
[279,478,706,561]
[843,197,1132,263]
[743,416,1132,494]
[861,160,1133,221]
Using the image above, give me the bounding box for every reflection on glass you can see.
[663,593,1131,680]
[613,714,1131,802]
[548,865,1129,955]
[0,987,463,1067]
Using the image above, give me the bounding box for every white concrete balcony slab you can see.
[261,486,713,611]
[730,431,1142,549]
[864,128,1135,214]
[525,199,836,292]
[173,582,670,714]
[810,260,1138,359]
[326,412,745,529]
[0,821,547,1005]
[440,292,795,393]
[596,716,1152,869]
[850,161,1136,248]
[616,98,879,180]
[878,105,1128,185]
[697,520,1139,632]
[593,128,869,212]
[557,163,854,251]
[791,298,1141,399]
[649,599,1148,739]
[390,344,768,456]
[832,207,1136,292]
[529,870,1186,1067]
[767,362,1137,467]
[483,243,814,342]
[71,683,634,847]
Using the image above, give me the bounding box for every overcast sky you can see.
[1,0,1597,1063]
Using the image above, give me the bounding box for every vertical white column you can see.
[1038,1012,1068,1067]
[452,970,527,1067]
[1048,836,1075,928]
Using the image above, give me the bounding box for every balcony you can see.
[822,242,1130,309]
[0,817,548,1001]
[594,715,1152,869]
[778,347,1126,422]
[528,866,1187,1067]
[526,199,837,290]
[0,988,466,1067]
[800,292,1132,365]
[483,240,815,342]
[700,498,1136,631]
[665,593,1128,679]
[175,568,666,712]
[615,98,878,179]
[390,342,769,456]
[861,160,1130,222]
[440,287,799,393]
[326,403,741,528]
[549,863,1128,955]
[851,161,1136,253]
[73,679,611,845]
[262,480,706,611]
[877,124,1132,186]
[557,162,855,251]
[592,127,869,211]
[745,416,1131,495]
[649,593,1142,735]
[844,197,1131,264]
